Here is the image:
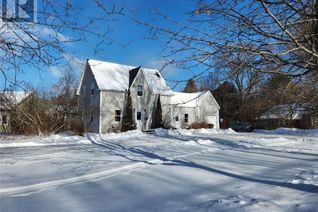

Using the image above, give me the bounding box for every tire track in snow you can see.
[0,147,217,196]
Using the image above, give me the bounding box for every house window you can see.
[175,116,179,121]
[137,112,142,120]
[137,85,143,96]
[185,114,189,123]
[155,72,161,78]
[91,82,95,95]
[115,110,121,122]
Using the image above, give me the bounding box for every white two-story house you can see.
[76,59,220,133]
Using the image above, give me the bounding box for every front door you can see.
[136,111,143,130]
[174,115,181,129]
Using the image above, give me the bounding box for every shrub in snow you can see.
[152,95,164,129]
[121,91,137,132]
[190,122,212,129]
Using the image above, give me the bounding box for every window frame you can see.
[115,110,121,122]
[137,84,143,96]
[184,114,189,123]
[137,111,142,120]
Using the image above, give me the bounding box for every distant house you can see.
[0,91,32,133]
[76,59,220,133]
[257,103,318,129]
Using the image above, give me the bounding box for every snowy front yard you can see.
[1,129,318,212]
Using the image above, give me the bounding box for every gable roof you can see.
[141,68,173,95]
[88,59,135,91]
[171,91,221,109]
[77,59,172,95]
[171,91,206,108]
[129,67,141,88]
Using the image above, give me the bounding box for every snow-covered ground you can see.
[1,128,318,212]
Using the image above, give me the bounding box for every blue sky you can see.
[0,0,200,91]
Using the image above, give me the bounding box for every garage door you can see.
[205,115,217,128]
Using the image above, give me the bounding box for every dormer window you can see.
[155,72,161,78]
[137,85,143,96]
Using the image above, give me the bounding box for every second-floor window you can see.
[137,85,143,96]
[115,110,121,122]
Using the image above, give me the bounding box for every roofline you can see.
[76,60,89,95]
[173,105,198,108]
[128,66,142,92]
[171,90,220,109]
[204,90,220,109]
[77,59,173,96]
[99,89,127,93]
[129,68,173,96]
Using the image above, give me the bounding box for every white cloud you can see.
[49,66,64,78]
[39,26,72,43]
[49,53,84,78]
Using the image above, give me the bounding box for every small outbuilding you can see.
[171,91,220,129]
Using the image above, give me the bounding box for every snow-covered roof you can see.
[260,104,309,120]
[80,59,172,95]
[142,68,173,95]
[0,91,32,110]
[88,59,135,92]
[171,91,205,108]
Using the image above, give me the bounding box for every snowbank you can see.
[99,129,144,140]
[0,133,92,148]
[0,130,145,148]
[255,128,318,136]
[154,128,236,137]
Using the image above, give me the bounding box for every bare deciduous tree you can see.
[136,0,318,78]
[1,0,124,89]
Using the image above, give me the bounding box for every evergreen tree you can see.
[121,91,136,132]
[183,79,198,93]
[152,95,164,128]
[213,81,241,122]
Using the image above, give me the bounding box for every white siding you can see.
[130,71,172,130]
[100,91,127,133]
[78,65,100,133]
[171,92,220,129]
